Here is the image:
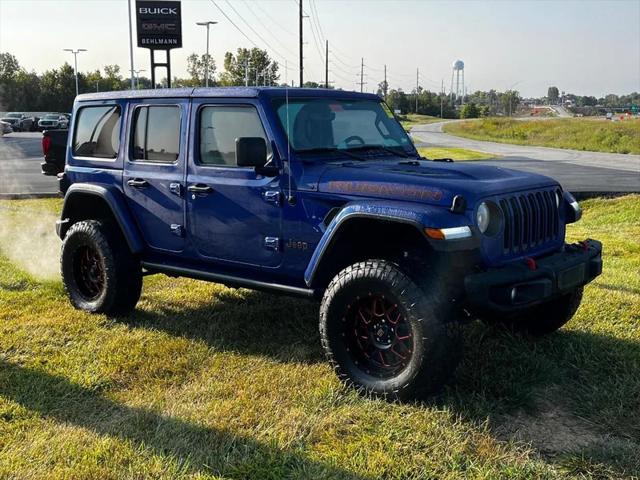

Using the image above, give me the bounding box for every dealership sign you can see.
[136,1,182,49]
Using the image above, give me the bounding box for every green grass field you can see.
[398,114,445,130]
[417,146,496,161]
[444,118,640,154]
[1,196,639,479]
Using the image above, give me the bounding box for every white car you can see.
[0,120,13,135]
[38,113,69,130]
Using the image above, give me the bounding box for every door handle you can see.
[127,178,148,188]
[187,184,213,194]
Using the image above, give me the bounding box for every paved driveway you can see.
[412,122,640,193]
[0,132,58,195]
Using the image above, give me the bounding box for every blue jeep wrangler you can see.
[56,87,602,399]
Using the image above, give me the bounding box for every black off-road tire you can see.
[61,220,142,316]
[484,287,584,336]
[319,259,461,400]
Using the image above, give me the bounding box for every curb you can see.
[0,192,61,199]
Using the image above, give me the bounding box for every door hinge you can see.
[263,190,281,206]
[170,224,184,237]
[264,236,280,252]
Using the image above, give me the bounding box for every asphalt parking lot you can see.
[0,132,59,195]
[1,127,639,197]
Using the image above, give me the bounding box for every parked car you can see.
[0,120,13,135]
[0,112,35,131]
[52,88,602,400]
[38,113,69,130]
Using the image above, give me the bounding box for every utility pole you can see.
[244,60,250,87]
[299,0,303,87]
[196,21,217,87]
[440,79,444,118]
[383,64,387,99]
[325,40,329,89]
[359,57,364,92]
[256,67,259,86]
[63,48,87,97]
[415,68,419,113]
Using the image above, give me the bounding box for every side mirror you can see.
[236,137,267,168]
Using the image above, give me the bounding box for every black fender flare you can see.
[58,183,144,254]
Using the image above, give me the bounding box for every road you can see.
[2,127,639,196]
[0,132,58,195]
[412,122,640,193]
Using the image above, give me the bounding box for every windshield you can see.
[44,114,59,119]
[7,113,21,118]
[272,97,414,157]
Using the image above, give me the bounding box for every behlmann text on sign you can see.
[140,38,180,46]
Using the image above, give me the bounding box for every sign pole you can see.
[150,50,156,88]
[128,0,135,89]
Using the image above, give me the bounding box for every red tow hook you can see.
[524,257,537,271]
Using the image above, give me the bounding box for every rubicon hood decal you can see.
[325,180,443,202]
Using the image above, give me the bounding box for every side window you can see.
[131,105,181,162]
[72,105,121,159]
[199,105,269,166]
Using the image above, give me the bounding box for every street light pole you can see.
[63,48,87,97]
[196,21,217,87]
[132,69,146,89]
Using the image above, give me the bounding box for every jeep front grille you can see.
[499,189,561,254]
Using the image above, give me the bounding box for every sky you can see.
[0,0,639,97]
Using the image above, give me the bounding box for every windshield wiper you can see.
[345,144,410,158]
[296,147,367,161]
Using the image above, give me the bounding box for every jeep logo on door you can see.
[136,0,182,49]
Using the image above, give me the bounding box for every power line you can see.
[210,0,260,49]
[222,0,296,64]
[241,0,298,58]
[253,0,296,37]
[310,0,326,43]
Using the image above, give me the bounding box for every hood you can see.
[315,159,559,208]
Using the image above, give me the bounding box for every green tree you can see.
[219,48,279,86]
[0,52,22,111]
[460,102,479,118]
[184,53,216,86]
[386,89,409,114]
[501,90,521,116]
[547,86,559,105]
[102,65,125,91]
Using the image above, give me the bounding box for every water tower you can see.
[450,60,465,106]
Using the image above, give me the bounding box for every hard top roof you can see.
[76,86,380,102]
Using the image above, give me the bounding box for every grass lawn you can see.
[444,117,640,154]
[417,146,496,161]
[1,196,639,479]
[398,114,446,130]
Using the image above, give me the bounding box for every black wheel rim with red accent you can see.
[73,245,105,300]
[343,293,414,379]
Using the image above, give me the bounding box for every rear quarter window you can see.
[72,105,121,159]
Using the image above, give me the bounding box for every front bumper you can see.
[465,239,602,313]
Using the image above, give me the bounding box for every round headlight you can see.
[476,202,490,233]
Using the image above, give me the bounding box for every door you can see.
[186,101,282,267]
[124,103,186,253]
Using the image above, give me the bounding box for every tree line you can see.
[0,48,282,113]
[1,50,637,118]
